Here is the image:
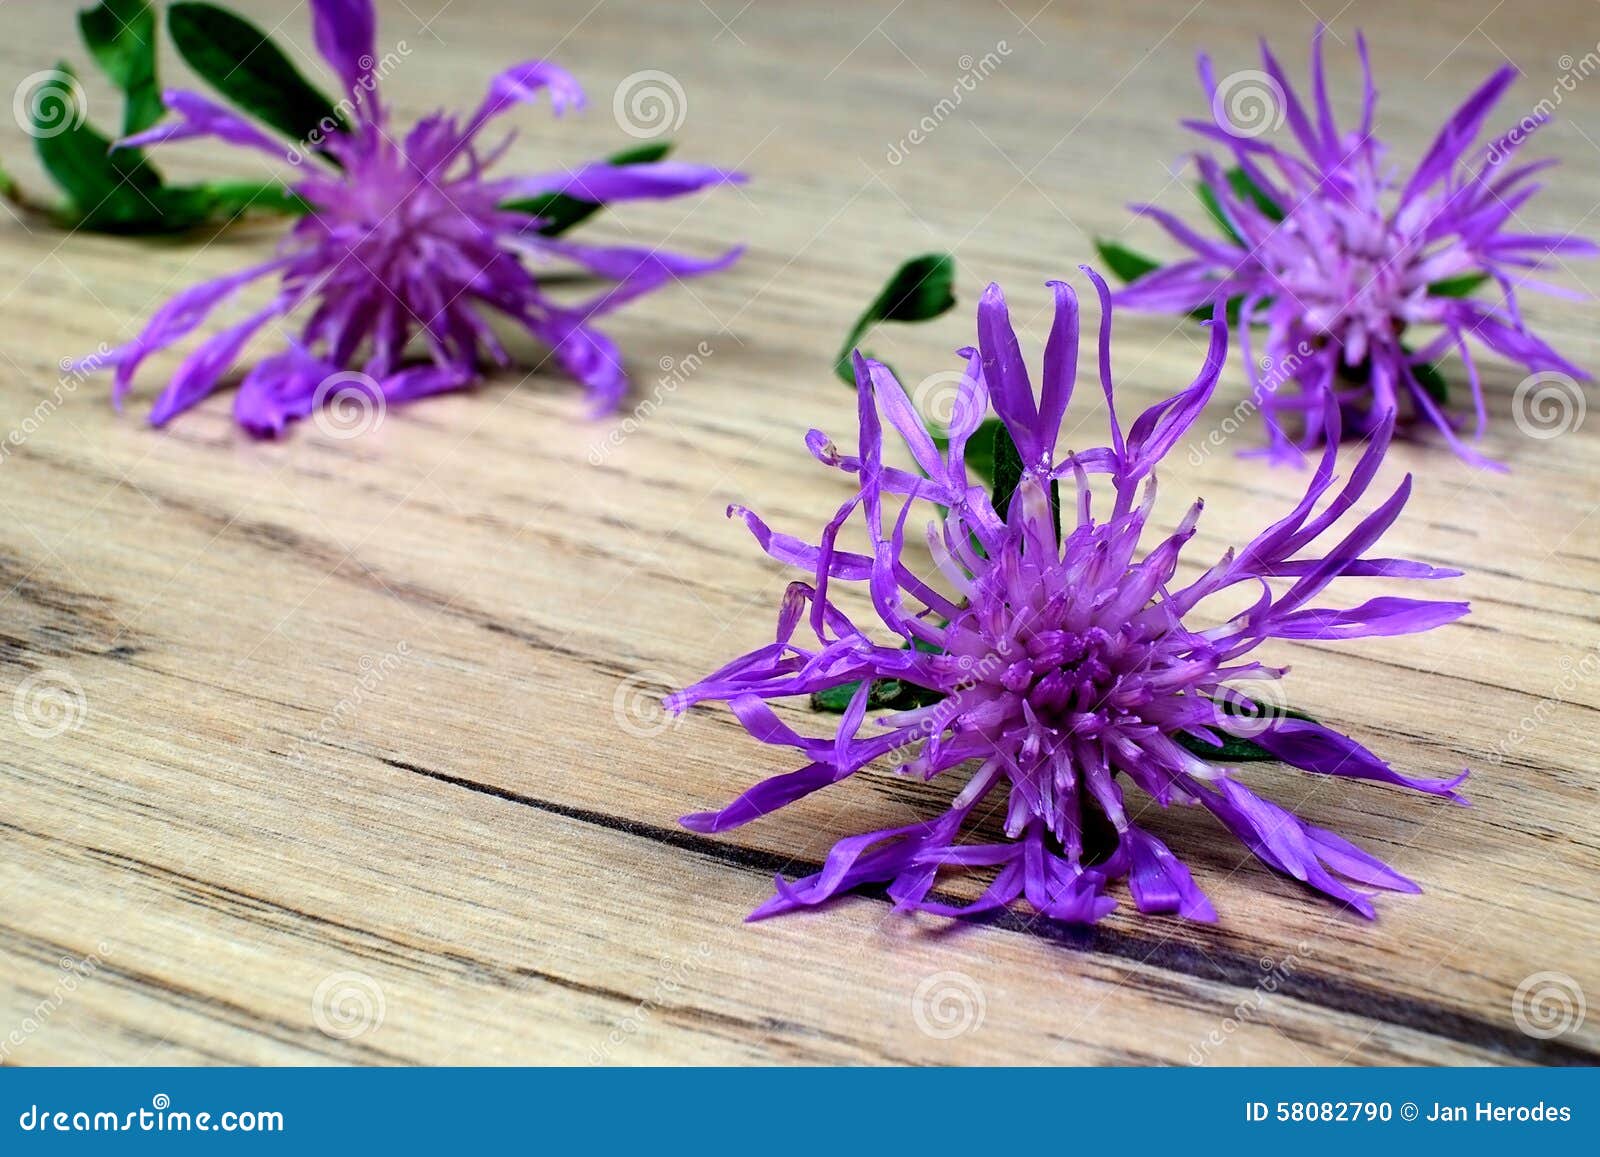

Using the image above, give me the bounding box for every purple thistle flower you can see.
[90,0,744,435]
[668,270,1469,926]
[1114,26,1594,470]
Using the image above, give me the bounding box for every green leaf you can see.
[1215,694,1317,725]
[1428,273,1490,298]
[834,253,957,384]
[32,64,166,229]
[1224,166,1283,222]
[809,677,944,714]
[990,419,1024,519]
[1188,295,1249,327]
[1093,239,1161,285]
[168,2,343,145]
[989,421,1059,544]
[1174,731,1278,762]
[1405,353,1450,405]
[22,59,302,235]
[810,637,945,714]
[78,0,163,136]
[0,155,20,204]
[960,416,1002,488]
[150,180,308,230]
[1174,696,1318,764]
[1194,167,1285,244]
[502,141,675,237]
[1195,180,1245,248]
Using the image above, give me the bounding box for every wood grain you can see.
[1,0,1597,1066]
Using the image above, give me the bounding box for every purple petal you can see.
[1253,717,1470,800]
[504,161,745,204]
[976,282,1040,461]
[118,89,293,161]
[309,0,377,97]
[149,302,284,426]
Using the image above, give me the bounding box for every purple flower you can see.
[1113,27,1594,470]
[91,0,744,435]
[668,270,1469,926]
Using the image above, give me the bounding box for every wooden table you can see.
[1,0,1596,1066]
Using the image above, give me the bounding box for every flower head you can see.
[93,0,743,435]
[668,270,1468,926]
[1114,26,1594,469]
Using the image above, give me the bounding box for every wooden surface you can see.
[2,0,1598,1066]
